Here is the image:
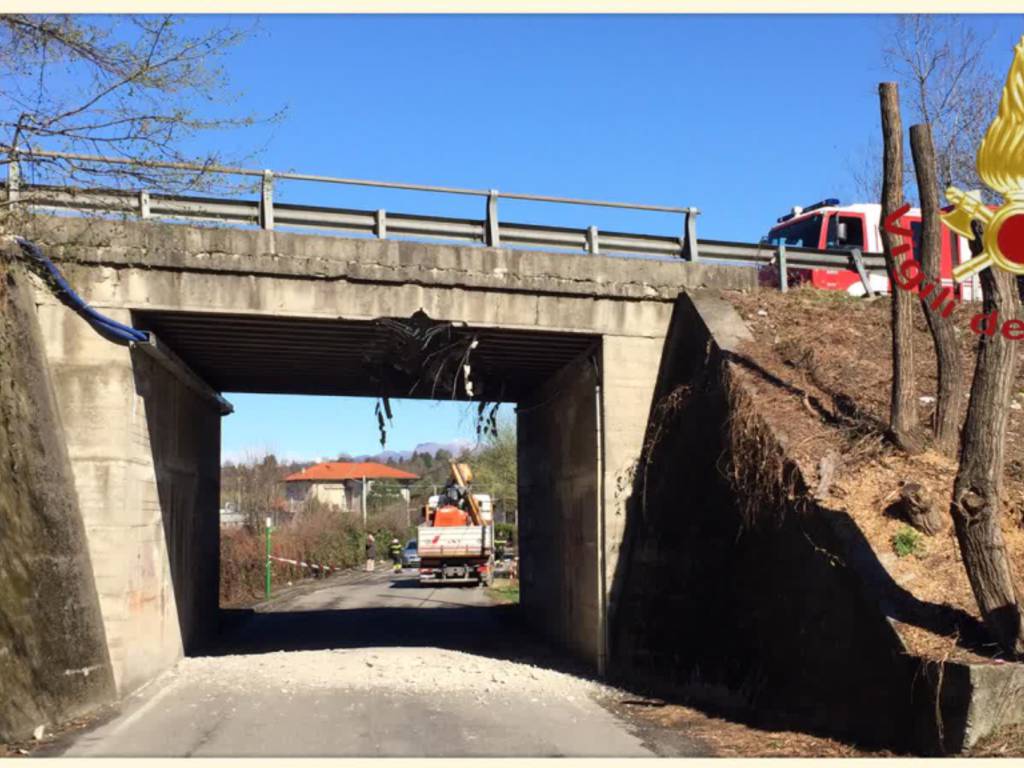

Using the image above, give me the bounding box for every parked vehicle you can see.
[401,539,420,569]
[417,463,494,587]
[759,198,983,300]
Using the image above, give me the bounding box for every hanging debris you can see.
[364,310,485,447]
[374,397,393,448]
[476,400,502,442]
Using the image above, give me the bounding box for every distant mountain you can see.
[349,438,477,463]
[410,439,477,457]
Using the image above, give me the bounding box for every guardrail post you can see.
[778,242,788,293]
[138,190,151,219]
[850,247,875,297]
[586,225,600,254]
[259,170,274,230]
[681,207,700,261]
[375,209,387,239]
[485,189,500,247]
[6,156,19,205]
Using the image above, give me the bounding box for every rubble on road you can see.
[175,647,616,701]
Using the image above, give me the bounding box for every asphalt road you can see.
[61,569,706,757]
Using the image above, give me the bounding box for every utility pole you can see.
[362,476,367,527]
[264,516,272,600]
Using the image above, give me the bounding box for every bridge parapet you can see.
[6,149,886,281]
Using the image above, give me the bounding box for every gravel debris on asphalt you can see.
[171,647,616,701]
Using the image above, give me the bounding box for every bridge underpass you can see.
[19,212,755,701]
[132,309,606,671]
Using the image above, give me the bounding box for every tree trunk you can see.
[879,83,921,451]
[909,123,965,456]
[951,222,1024,657]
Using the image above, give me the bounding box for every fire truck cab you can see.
[760,198,982,301]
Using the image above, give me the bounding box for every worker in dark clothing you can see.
[389,538,403,572]
[438,463,473,510]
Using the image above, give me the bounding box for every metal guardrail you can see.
[3,148,888,279]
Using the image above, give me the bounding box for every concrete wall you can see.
[599,334,664,656]
[608,292,921,750]
[310,482,351,511]
[0,265,115,741]
[129,345,221,660]
[34,294,221,695]
[25,216,755,343]
[26,216,754,309]
[517,351,602,667]
[287,481,352,512]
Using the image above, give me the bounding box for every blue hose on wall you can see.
[14,237,149,345]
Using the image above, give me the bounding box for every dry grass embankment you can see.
[725,287,1024,664]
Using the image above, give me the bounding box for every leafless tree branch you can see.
[0,14,285,196]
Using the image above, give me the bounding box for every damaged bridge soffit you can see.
[132,308,600,403]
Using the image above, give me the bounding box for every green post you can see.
[265,516,272,600]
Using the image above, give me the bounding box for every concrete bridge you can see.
[16,211,754,702]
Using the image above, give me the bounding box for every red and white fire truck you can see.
[760,198,982,301]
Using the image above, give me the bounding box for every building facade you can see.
[283,461,418,514]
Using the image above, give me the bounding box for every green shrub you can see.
[891,526,925,558]
[489,577,519,604]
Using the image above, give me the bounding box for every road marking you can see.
[105,674,179,738]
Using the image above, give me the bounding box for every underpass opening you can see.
[129,309,607,675]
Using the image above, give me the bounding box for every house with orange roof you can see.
[283,461,419,515]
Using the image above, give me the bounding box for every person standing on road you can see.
[365,533,376,572]
[389,537,402,572]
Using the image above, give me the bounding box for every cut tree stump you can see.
[815,451,840,499]
[897,482,949,536]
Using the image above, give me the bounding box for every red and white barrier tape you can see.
[269,555,336,573]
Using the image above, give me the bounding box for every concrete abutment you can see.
[0,263,115,741]
[33,296,221,696]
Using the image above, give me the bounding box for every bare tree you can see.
[909,122,964,456]
[950,224,1024,657]
[228,450,286,531]
[850,16,1000,204]
[0,15,282,194]
[879,82,921,451]
[945,36,1024,657]
[883,15,1000,196]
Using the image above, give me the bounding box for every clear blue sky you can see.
[172,14,1017,463]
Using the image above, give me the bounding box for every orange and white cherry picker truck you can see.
[416,463,495,587]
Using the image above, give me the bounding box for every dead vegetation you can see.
[634,383,694,522]
[723,374,808,531]
[613,697,892,757]
[725,287,1024,664]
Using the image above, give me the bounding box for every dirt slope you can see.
[725,287,1024,664]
